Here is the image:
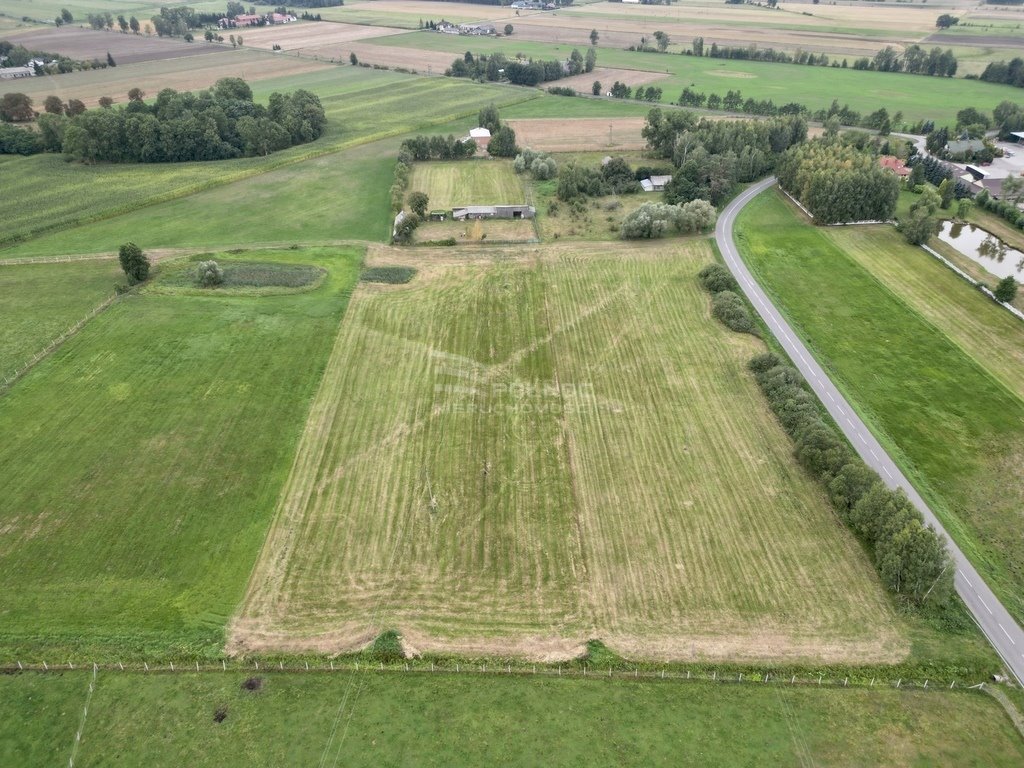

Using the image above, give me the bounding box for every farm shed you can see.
[452,205,535,221]
[640,175,672,192]
[0,66,35,79]
[466,127,491,150]
[429,210,448,221]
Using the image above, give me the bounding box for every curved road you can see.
[717,177,1024,685]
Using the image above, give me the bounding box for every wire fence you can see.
[0,254,115,266]
[2,657,991,694]
[0,292,119,393]
[921,243,1024,323]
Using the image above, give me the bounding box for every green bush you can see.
[697,263,738,293]
[360,266,417,284]
[711,290,755,334]
[196,260,224,288]
[368,630,405,663]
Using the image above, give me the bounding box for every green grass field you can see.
[736,190,1024,627]
[3,670,1023,767]
[372,31,1024,124]
[0,69,532,253]
[408,159,525,209]
[233,241,903,663]
[0,247,361,660]
[0,258,121,381]
[826,225,1024,404]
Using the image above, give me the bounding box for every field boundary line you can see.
[1,291,118,395]
[920,243,1024,323]
[67,664,97,768]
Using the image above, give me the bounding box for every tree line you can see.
[746,351,953,611]
[776,139,899,223]
[447,48,595,86]
[0,40,108,75]
[0,79,326,162]
[980,58,1024,88]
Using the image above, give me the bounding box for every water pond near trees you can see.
[937,221,1024,280]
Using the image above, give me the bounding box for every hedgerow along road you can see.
[716,177,1024,685]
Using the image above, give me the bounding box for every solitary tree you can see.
[477,103,501,133]
[653,30,670,52]
[349,51,358,65]
[61,8,73,23]
[994,275,1018,303]
[118,242,150,284]
[936,14,959,29]
[592,80,602,96]
[487,125,518,157]
[408,191,430,219]
[106,52,117,67]
[98,96,114,108]
[66,98,86,116]
[589,28,599,46]
[504,24,513,36]
[129,16,140,33]
[127,87,145,102]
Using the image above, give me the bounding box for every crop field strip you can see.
[0,247,362,660]
[3,670,1024,767]
[369,30,1024,122]
[233,243,902,662]
[736,190,1024,627]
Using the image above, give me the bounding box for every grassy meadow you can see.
[372,30,1024,124]
[408,159,525,209]
[4,670,1023,767]
[0,69,532,253]
[736,190,1024,627]
[233,242,904,663]
[0,247,361,660]
[0,258,122,381]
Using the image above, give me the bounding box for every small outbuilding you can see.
[429,210,448,221]
[452,204,535,220]
[640,175,672,192]
[879,156,912,178]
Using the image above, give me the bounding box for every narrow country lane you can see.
[716,177,1024,684]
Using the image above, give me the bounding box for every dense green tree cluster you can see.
[118,242,150,284]
[644,109,805,206]
[994,275,1018,303]
[400,134,476,161]
[776,140,899,223]
[980,58,1024,88]
[0,122,41,154]
[898,186,941,245]
[698,263,753,333]
[447,48,594,86]
[513,148,557,180]
[53,79,325,163]
[748,352,953,611]
[555,156,667,202]
[850,45,957,77]
[486,125,517,157]
[619,199,716,239]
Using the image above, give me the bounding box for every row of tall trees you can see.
[400,134,476,161]
[33,78,328,163]
[749,352,953,611]
[980,58,1024,88]
[776,139,899,223]
[851,45,957,77]
[447,48,595,86]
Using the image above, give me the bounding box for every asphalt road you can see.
[716,177,1024,685]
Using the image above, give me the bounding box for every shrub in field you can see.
[678,199,717,233]
[407,191,429,219]
[697,263,738,293]
[747,356,953,611]
[710,290,755,334]
[620,202,681,239]
[514,148,557,180]
[196,260,224,288]
[368,630,404,663]
[117,242,149,284]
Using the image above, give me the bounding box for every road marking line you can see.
[826,392,835,402]
[883,467,893,479]
[999,624,1016,644]
[980,597,993,615]
[870,449,879,460]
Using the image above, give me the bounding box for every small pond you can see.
[937,221,1024,280]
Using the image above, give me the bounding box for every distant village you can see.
[217,12,297,29]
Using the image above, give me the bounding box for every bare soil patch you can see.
[508,117,648,152]
[559,66,668,93]
[5,26,224,65]
[235,21,407,53]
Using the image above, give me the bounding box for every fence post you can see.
[222,660,226,671]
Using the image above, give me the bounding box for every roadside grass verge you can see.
[0,258,122,381]
[0,247,362,660]
[735,190,1024,627]
[3,670,1023,767]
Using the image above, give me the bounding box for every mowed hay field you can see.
[232,242,903,662]
[0,247,361,659]
[737,190,1024,627]
[408,160,525,209]
[0,258,121,380]
[5,672,1024,768]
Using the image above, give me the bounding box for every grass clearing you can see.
[736,190,1024,627]
[0,247,362,660]
[408,159,525,209]
[4,670,1024,767]
[0,258,122,380]
[232,241,903,663]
